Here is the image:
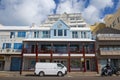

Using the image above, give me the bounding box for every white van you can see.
[34,62,67,77]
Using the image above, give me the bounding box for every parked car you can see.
[34,62,67,77]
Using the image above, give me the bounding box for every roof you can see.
[96,27,120,34]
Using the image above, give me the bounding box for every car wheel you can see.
[57,71,63,77]
[39,71,44,77]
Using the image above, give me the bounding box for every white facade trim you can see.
[23,54,36,56]
[85,54,95,56]
[23,38,95,42]
[70,54,83,56]
[38,54,50,56]
[53,54,68,56]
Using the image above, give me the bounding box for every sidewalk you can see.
[0,71,99,77]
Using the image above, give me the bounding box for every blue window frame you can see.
[54,30,56,36]
[14,43,22,49]
[2,43,11,49]
[17,32,26,37]
[58,29,63,36]
[42,31,50,38]
[10,32,15,38]
[72,31,78,38]
[64,30,67,36]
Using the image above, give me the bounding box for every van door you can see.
[44,64,57,75]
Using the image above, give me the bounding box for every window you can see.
[2,43,11,49]
[10,32,15,38]
[78,25,85,27]
[81,31,84,38]
[57,63,64,68]
[34,31,39,38]
[58,30,63,36]
[42,31,50,38]
[112,21,116,27]
[117,17,120,23]
[72,31,78,38]
[17,32,26,37]
[84,32,86,38]
[64,30,67,36]
[71,25,76,27]
[14,43,22,49]
[70,17,75,20]
[54,30,56,36]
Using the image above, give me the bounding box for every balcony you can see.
[100,50,120,55]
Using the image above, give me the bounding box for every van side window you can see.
[57,64,64,68]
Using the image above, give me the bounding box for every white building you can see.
[0,13,98,72]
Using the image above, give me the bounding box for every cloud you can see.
[117,0,120,9]
[56,0,85,14]
[55,0,114,25]
[82,0,113,24]
[82,5,100,24]
[0,0,116,26]
[0,0,56,26]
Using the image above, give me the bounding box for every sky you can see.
[0,0,120,26]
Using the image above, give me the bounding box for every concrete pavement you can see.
[0,71,99,77]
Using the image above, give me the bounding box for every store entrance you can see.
[0,61,4,71]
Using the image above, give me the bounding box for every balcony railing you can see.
[23,48,95,54]
[100,50,120,55]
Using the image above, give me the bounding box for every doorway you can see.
[0,61,4,71]
[86,59,90,71]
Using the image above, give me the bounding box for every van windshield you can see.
[57,63,64,68]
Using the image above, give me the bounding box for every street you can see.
[0,75,120,80]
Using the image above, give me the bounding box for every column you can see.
[35,42,38,62]
[83,43,86,72]
[50,43,53,62]
[68,43,71,72]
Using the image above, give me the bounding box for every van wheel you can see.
[39,71,44,77]
[57,71,63,77]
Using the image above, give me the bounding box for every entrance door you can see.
[10,57,21,71]
[0,61,4,70]
[86,59,90,71]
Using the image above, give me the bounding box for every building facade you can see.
[0,13,98,72]
[104,8,120,30]
[96,27,120,73]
